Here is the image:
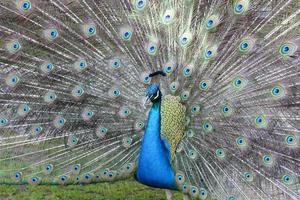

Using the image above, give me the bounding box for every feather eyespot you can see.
[233,0,250,15]
[6,73,20,87]
[40,62,54,74]
[0,118,9,126]
[236,136,247,148]
[96,126,108,138]
[199,188,208,199]
[53,116,66,129]
[202,121,213,133]
[285,135,297,147]
[17,0,32,12]
[13,172,22,182]
[262,154,273,166]
[221,103,233,116]
[17,104,30,117]
[205,15,220,30]
[282,174,293,185]
[271,85,285,99]
[244,172,253,182]
[216,148,225,158]
[228,196,236,200]
[44,28,59,41]
[134,0,147,11]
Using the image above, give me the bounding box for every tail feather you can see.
[0,0,300,199]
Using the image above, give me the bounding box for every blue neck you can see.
[136,101,177,190]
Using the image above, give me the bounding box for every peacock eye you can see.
[235,4,244,13]
[113,89,119,96]
[232,76,247,90]
[182,37,188,44]
[162,10,176,25]
[272,87,279,94]
[122,137,133,148]
[228,196,236,200]
[186,129,194,138]
[271,85,285,99]
[205,15,220,30]
[134,0,147,10]
[254,115,267,128]
[279,41,298,57]
[87,25,96,36]
[262,154,273,166]
[15,172,21,178]
[280,45,291,55]
[183,66,192,77]
[207,19,214,27]
[123,31,132,40]
[47,63,53,70]
[199,80,208,90]
[31,125,42,136]
[72,85,85,98]
[23,1,31,10]
[188,149,197,159]
[179,32,193,48]
[110,58,122,69]
[44,91,57,104]
[191,105,200,114]
[6,73,20,87]
[17,0,32,12]
[44,28,59,41]
[233,0,249,15]
[202,121,213,133]
[0,118,9,126]
[221,103,233,117]
[82,23,97,38]
[240,42,249,50]
[181,91,190,101]
[142,74,151,84]
[199,188,207,199]
[82,108,94,121]
[244,172,253,182]
[216,148,225,158]
[169,82,179,93]
[35,127,41,133]
[53,116,66,129]
[68,135,78,147]
[13,42,20,50]
[147,43,158,56]
[18,104,30,116]
[282,174,293,185]
[96,126,108,138]
[28,176,41,185]
[204,46,217,60]
[223,106,229,112]
[236,136,246,146]
[44,164,54,174]
[285,135,297,146]
[6,40,22,54]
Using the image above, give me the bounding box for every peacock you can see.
[0,0,300,199]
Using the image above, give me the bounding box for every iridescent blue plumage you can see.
[136,84,177,190]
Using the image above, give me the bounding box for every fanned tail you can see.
[0,1,299,200]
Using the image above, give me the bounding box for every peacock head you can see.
[146,84,162,103]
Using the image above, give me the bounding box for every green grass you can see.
[0,179,184,200]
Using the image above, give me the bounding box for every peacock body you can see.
[0,0,300,199]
